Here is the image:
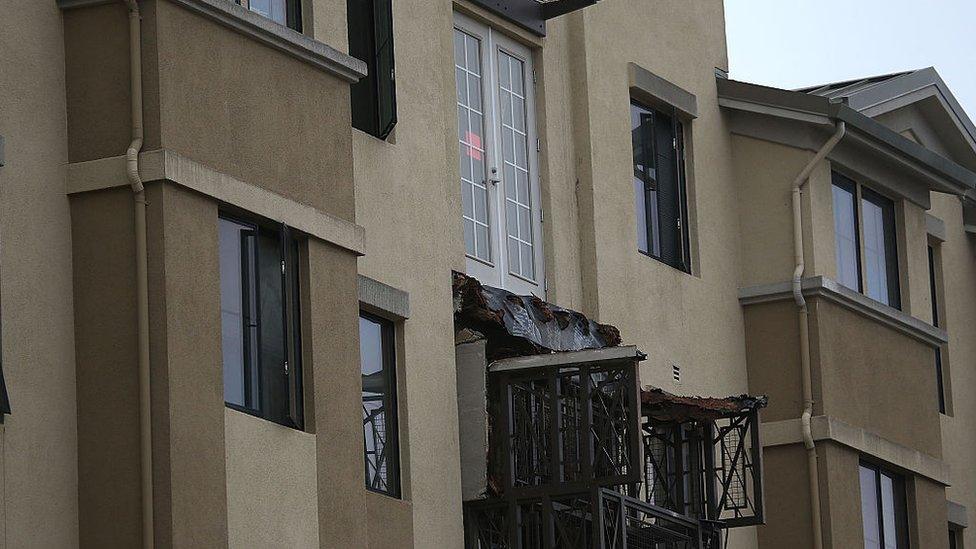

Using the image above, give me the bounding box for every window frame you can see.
[454,12,545,297]
[859,461,910,549]
[831,172,902,309]
[360,311,401,498]
[219,211,305,430]
[928,241,951,415]
[235,0,303,31]
[630,98,691,273]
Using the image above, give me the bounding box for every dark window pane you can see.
[832,175,860,292]
[361,313,399,497]
[220,215,303,429]
[631,100,689,271]
[861,189,900,308]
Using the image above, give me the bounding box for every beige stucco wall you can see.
[812,298,942,456]
[931,192,976,548]
[225,408,319,548]
[0,2,80,547]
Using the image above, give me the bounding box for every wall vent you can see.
[672,363,681,384]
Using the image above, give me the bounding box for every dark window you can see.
[631,100,690,272]
[360,312,400,497]
[859,462,909,549]
[949,528,959,549]
[348,0,397,139]
[831,173,900,308]
[236,0,302,31]
[861,188,900,308]
[219,215,303,429]
[928,244,947,414]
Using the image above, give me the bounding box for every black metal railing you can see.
[464,488,721,549]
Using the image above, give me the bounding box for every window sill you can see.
[637,249,691,276]
[57,0,367,83]
[225,403,303,431]
[738,275,948,348]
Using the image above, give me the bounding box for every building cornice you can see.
[56,0,367,83]
[739,276,947,347]
[762,415,949,485]
[65,150,366,256]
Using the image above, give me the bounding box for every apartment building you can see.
[0,0,973,548]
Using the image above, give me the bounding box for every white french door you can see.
[454,12,545,297]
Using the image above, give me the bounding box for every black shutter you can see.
[348,0,397,139]
[281,225,304,429]
[372,0,397,138]
[654,109,680,268]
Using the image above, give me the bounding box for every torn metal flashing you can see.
[641,387,768,423]
[453,271,620,361]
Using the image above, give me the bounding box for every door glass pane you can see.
[860,465,881,549]
[498,50,535,280]
[861,197,890,305]
[832,181,860,291]
[455,29,491,262]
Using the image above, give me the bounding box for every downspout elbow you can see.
[126,139,144,194]
[801,408,815,450]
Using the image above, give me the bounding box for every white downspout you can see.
[791,120,845,549]
[125,1,153,547]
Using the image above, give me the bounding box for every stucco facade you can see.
[0,1,974,548]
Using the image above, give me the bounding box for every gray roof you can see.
[796,67,976,146]
[716,76,976,195]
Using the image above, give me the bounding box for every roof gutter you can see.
[791,120,846,549]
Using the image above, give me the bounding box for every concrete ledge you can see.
[762,415,950,485]
[65,150,366,255]
[925,213,947,242]
[358,276,410,320]
[948,500,968,528]
[739,276,947,347]
[629,63,698,120]
[489,346,643,373]
[57,0,367,83]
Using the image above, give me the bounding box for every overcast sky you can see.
[724,0,976,119]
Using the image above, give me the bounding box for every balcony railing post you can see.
[582,365,594,481]
[702,422,718,521]
[549,367,561,486]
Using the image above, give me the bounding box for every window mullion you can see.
[855,184,869,295]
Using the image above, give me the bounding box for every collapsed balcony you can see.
[453,273,767,548]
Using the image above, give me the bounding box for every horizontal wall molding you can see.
[358,275,410,320]
[628,63,698,120]
[739,276,948,347]
[948,500,969,528]
[57,0,367,83]
[762,415,949,485]
[66,150,365,255]
[489,345,642,373]
[925,213,947,242]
